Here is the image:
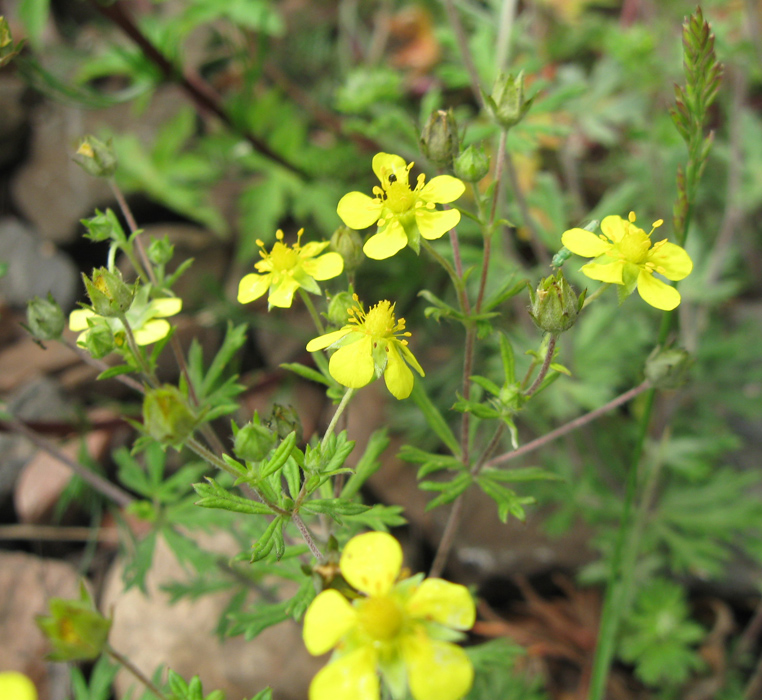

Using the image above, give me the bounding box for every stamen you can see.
[628,211,637,223]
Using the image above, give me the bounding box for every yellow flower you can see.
[70,286,182,347]
[561,212,693,311]
[303,532,475,700]
[238,229,344,309]
[337,153,465,260]
[306,296,424,400]
[0,672,37,700]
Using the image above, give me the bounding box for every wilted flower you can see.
[303,532,475,700]
[337,153,465,260]
[561,212,693,311]
[306,296,424,400]
[238,229,344,309]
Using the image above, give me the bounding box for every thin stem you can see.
[5,415,133,508]
[429,495,465,578]
[107,645,169,700]
[582,283,611,309]
[442,0,484,107]
[118,313,159,388]
[0,524,118,542]
[292,514,323,560]
[321,388,355,450]
[109,180,152,285]
[59,337,145,394]
[421,239,466,305]
[299,288,325,335]
[185,437,244,481]
[449,228,466,282]
[524,334,557,397]
[494,0,519,72]
[487,381,651,468]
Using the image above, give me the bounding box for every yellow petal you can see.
[238,272,272,304]
[600,215,627,242]
[399,343,424,377]
[309,647,379,700]
[307,328,352,353]
[133,319,170,345]
[415,208,460,241]
[383,344,414,400]
[0,672,37,700]
[363,221,408,260]
[329,337,375,388]
[581,259,625,284]
[403,636,474,700]
[299,240,331,258]
[149,297,182,318]
[340,532,402,596]
[637,270,681,310]
[267,278,300,308]
[561,228,611,258]
[69,308,96,332]
[418,175,465,204]
[303,590,358,656]
[304,252,345,281]
[647,241,693,281]
[372,152,409,184]
[406,579,475,630]
[337,192,383,230]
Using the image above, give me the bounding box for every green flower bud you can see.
[420,109,460,171]
[142,385,197,449]
[330,226,363,272]
[82,268,135,317]
[147,235,175,266]
[233,415,277,462]
[326,290,356,327]
[453,143,490,183]
[268,404,303,444]
[81,209,126,243]
[83,322,115,359]
[26,294,65,341]
[645,346,692,389]
[36,583,111,662]
[73,136,117,178]
[527,271,585,334]
[482,71,534,129]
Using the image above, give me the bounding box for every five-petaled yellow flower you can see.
[303,532,475,700]
[306,296,424,400]
[238,229,344,309]
[337,153,465,260]
[69,286,182,347]
[561,212,693,311]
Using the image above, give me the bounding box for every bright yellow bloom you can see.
[303,532,475,700]
[337,153,465,260]
[70,286,182,347]
[561,212,693,311]
[0,672,37,700]
[306,296,424,400]
[238,229,344,309]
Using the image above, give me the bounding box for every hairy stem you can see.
[524,334,557,397]
[299,288,325,335]
[321,388,355,450]
[107,644,169,700]
[292,514,323,560]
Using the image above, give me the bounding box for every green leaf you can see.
[482,278,526,312]
[282,457,302,500]
[409,381,461,457]
[480,467,562,484]
[499,333,516,384]
[476,476,535,523]
[470,375,502,397]
[251,517,283,562]
[19,0,50,49]
[342,504,407,531]
[421,472,472,511]
[193,478,273,515]
[280,362,331,386]
[341,429,390,499]
[96,364,136,381]
[259,431,297,479]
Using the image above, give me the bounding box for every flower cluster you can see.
[238,229,344,309]
[562,212,693,310]
[337,153,465,260]
[303,532,475,700]
[306,296,424,400]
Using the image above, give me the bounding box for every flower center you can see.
[358,596,404,641]
[268,241,299,271]
[362,301,396,338]
[384,181,416,214]
[617,230,651,264]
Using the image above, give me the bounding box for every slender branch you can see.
[299,288,325,335]
[5,416,133,508]
[524,334,557,397]
[442,0,484,108]
[107,644,169,700]
[292,514,323,560]
[0,523,118,542]
[487,380,651,468]
[89,0,305,178]
[59,336,145,393]
[494,0,519,72]
[321,388,355,450]
[429,494,466,578]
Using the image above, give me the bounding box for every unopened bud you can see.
[233,415,277,462]
[81,209,125,243]
[82,268,135,317]
[645,346,692,389]
[330,226,363,272]
[147,235,174,266]
[73,136,117,178]
[268,404,303,444]
[26,294,65,341]
[527,271,585,334]
[482,71,533,129]
[142,385,197,449]
[453,143,490,183]
[326,290,356,327]
[420,109,460,170]
[36,583,111,662]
